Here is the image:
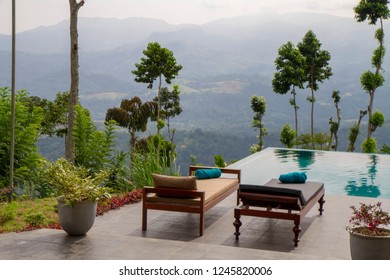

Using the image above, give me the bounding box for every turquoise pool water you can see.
[230,147,390,199]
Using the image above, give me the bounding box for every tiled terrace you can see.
[1,191,389,260]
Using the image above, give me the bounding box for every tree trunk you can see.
[367,19,384,141]
[310,88,315,149]
[292,87,298,145]
[157,75,162,134]
[65,0,84,163]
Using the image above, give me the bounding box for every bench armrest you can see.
[188,165,241,182]
[143,186,205,199]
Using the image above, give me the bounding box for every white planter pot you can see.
[349,229,390,260]
[57,198,97,236]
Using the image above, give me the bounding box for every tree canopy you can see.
[132,42,182,134]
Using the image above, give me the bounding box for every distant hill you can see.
[1,12,390,166]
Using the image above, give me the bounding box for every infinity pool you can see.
[230,147,390,199]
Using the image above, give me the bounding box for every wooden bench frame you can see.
[233,180,325,246]
[142,166,241,236]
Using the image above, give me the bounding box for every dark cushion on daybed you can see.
[239,179,324,207]
[240,184,306,205]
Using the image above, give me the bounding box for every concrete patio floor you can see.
[1,192,389,260]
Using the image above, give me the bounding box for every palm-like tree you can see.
[105,96,156,161]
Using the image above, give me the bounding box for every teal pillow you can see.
[195,168,222,179]
[279,172,307,183]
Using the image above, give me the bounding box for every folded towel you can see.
[195,168,222,179]
[279,172,307,183]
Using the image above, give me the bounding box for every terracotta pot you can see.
[349,228,390,260]
[57,198,97,236]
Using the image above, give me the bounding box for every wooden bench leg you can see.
[142,206,147,231]
[199,211,205,236]
[233,208,242,240]
[318,195,325,215]
[293,223,301,247]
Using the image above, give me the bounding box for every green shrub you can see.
[280,124,296,148]
[362,137,377,153]
[214,154,226,167]
[1,201,19,222]
[105,152,133,193]
[131,137,180,189]
[24,211,47,227]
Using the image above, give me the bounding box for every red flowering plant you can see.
[347,202,390,236]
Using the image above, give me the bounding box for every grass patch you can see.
[0,197,59,233]
[0,189,143,234]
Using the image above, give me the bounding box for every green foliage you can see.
[0,87,44,195]
[332,90,341,104]
[132,42,183,88]
[369,110,385,131]
[190,155,198,166]
[296,133,330,150]
[105,96,155,160]
[44,158,111,206]
[105,151,133,193]
[272,41,305,94]
[132,42,182,134]
[361,137,377,153]
[297,30,333,92]
[355,1,389,143]
[372,44,386,68]
[135,134,176,167]
[249,144,261,154]
[329,117,339,134]
[214,154,226,167]
[251,95,267,151]
[354,0,390,25]
[0,187,13,202]
[157,119,166,131]
[0,201,18,222]
[280,124,296,148]
[380,144,390,154]
[360,71,385,92]
[154,85,183,141]
[297,30,332,148]
[24,211,47,227]
[74,105,116,173]
[155,86,183,121]
[131,137,180,189]
[272,41,306,141]
[27,92,69,137]
[348,123,360,152]
[328,90,342,151]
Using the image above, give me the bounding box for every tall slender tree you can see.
[272,41,305,143]
[328,90,341,150]
[297,30,332,148]
[250,96,267,153]
[132,42,182,134]
[66,0,84,163]
[354,0,390,150]
[348,110,367,152]
[153,85,183,143]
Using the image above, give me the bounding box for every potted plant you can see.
[45,158,110,236]
[347,202,390,260]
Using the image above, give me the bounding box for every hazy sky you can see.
[0,0,358,34]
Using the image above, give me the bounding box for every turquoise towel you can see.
[195,168,222,179]
[279,172,307,183]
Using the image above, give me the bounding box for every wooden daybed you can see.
[142,166,241,236]
[233,179,325,246]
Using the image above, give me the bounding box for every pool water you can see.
[230,147,390,199]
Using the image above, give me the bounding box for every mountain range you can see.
[1,12,390,166]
